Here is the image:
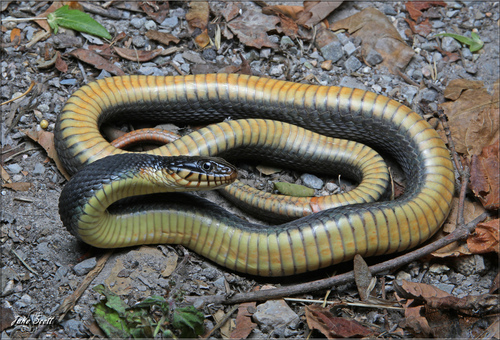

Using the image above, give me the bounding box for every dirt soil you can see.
[1,1,499,339]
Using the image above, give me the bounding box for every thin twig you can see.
[11,248,38,275]
[0,81,35,106]
[201,305,239,339]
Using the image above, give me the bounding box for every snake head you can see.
[149,156,238,191]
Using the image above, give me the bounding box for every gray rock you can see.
[33,163,45,175]
[383,5,397,16]
[336,32,350,45]
[428,263,450,274]
[173,54,185,64]
[61,319,86,337]
[420,88,438,102]
[260,48,271,59]
[320,41,343,63]
[253,300,298,330]
[435,283,455,294]
[432,20,446,28]
[300,173,323,189]
[401,85,419,104]
[7,164,22,174]
[60,79,77,86]
[202,48,216,61]
[144,20,157,31]
[339,76,368,91]
[345,56,362,72]
[161,16,179,28]
[461,48,473,60]
[309,51,321,59]
[343,41,357,56]
[269,65,284,77]
[73,257,97,276]
[280,36,294,48]
[132,35,146,48]
[365,49,383,66]
[182,51,206,64]
[441,36,462,52]
[446,10,460,17]
[131,17,146,29]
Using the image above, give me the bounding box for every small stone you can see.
[253,300,298,330]
[132,35,146,48]
[383,5,397,16]
[345,56,362,72]
[131,17,146,29]
[461,48,473,60]
[339,76,368,91]
[396,271,412,281]
[62,319,86,338]
[309,51,321,59]
[60,79,77,86]
[325,182,339,192]
[280,36,294,48]
[336,32,350,45]
[7,164,22,174]
[371,84,382,93]
[260,48,271,59]
[441,36,462,52]
[343,41,357,56]
[161,16,179,28]
[401,85,419,104]
[446,10,460,17]
[321,60,332,71]
[320,41,343,63]
[429,263,450,274]
[144,20,157,31]
[202,48,216,61]
[182,51,206,64]
[365,49,383,66]
[432,20,446,28]
[73,257,97,276]
[269,65,284,76]
[420,88,438,102]
[300,173,323,189]
[435,283,455,294]
[33,163,45,175]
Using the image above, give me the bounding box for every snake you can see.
[55,74,454,277]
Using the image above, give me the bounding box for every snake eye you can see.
[201,161,213,172]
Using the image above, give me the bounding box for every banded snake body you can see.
[56,74,454,277]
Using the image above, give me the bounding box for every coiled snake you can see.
[56,74,454,276]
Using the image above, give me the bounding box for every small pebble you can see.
[300,173,323,189]
[345,56,362,72]
[320,41,343,63]
[33,163,45,175]
[161,16,179,28]
[441,36,462,52]
[365,49,384,66]
[144,20,157,31]
[429,263,450,274]
[7,164,22,174]
[131,17,146,29]
[343,41,357,56]
[73,257,97,276]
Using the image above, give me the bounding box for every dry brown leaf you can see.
[186,1,209,31]
[113,46,164,62]
[426,294,499,315]
[1,166,11,183]
[2,182,31,191]
[305,304,373,339]
[34,2,62,32]
[404,17,433,36]
[467,219,499,254]
[194,29,210,49]
[104,258,132,295]
[296,1,343,28]
[145,30,180,45]
[10,27,21,46]
[353,254,374,301]
[21,129,70,180]
[395,280,450,300]
[469,142,500,209]
[263,7,299,38]
[230,302,257,339]
[262,4,304,20]
[330,8,414,74]
[140,1,169,24]
[70,48,125,76]
[0,306,15,332]
[405,1,446,21]
[227,8,280,49]
[160,252,178,277]
[219,2,242,22]
[439,79,499,157]
[401,305,432,337]
[55,51,68,73]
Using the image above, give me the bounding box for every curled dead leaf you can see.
[113,46,164,62]
[145,30,180,45]
[69,48,125,76]
[469,142,500,210]
[330,8,414,74]
[227,8,280,49]
[467,219,499,254]
[186,1,209,31]
[439,79,499,157]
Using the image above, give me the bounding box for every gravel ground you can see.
[1,1,499,339]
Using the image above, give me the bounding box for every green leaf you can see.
[93,284,128,317]
[94,301,135,338]
[436,32,484,52]
[172,306,205,338]
[130,295,170,314]
[274,182,315,197]
[46,5,111,40]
